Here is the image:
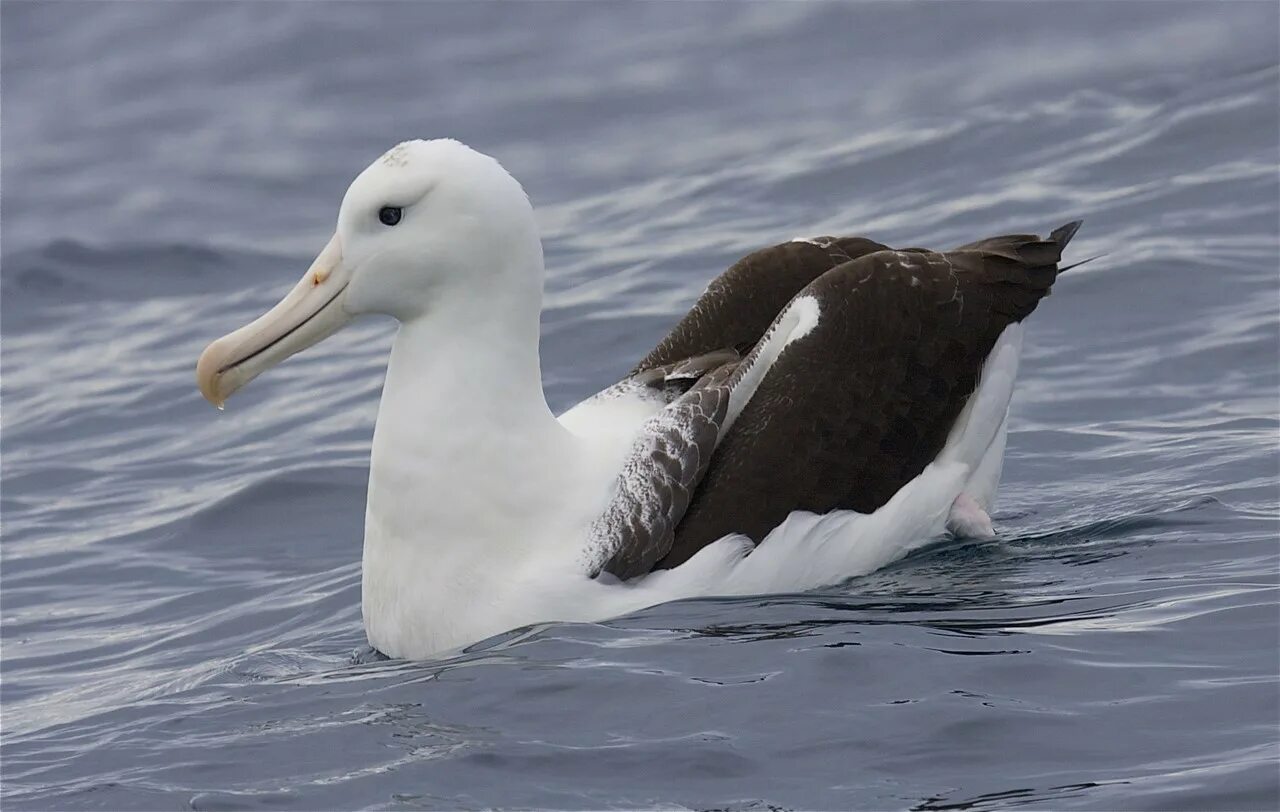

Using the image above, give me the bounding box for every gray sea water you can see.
[3,2,1279,810]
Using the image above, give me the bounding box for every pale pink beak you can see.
[196,234,353,407]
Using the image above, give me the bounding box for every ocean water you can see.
[3,2,1278,809]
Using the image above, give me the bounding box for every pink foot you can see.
[947,492,995,539]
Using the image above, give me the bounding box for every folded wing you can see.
[589,223,1081,579]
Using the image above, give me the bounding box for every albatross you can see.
[196,139,1082,660]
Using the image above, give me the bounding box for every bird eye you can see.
[378,206,402,226]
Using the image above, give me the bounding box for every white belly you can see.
[361,324,1024,660]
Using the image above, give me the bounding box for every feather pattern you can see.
[585,222,1082,575]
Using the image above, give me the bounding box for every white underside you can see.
[362,322,1024,660]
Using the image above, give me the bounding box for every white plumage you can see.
[198,139,1026,660]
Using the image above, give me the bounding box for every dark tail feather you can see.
[1003,220,1085,267]
[1049,219,1083,249]
[1049,219,1102,273]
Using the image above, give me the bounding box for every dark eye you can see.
[378,206,402,226]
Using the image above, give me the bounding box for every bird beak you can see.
[196,234,353,408]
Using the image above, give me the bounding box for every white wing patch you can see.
[721,294,820,438]
[783,294,821,344]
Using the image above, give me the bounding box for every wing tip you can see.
[1049,220,1104,273]
[1049,220,1083,249]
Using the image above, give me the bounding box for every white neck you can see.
[360,262,591,657]
[367,275,580,528]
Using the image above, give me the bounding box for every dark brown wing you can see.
[589,238,893,579]
[651,222,1081,570]
[633,236,891,372]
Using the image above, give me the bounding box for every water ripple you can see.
[3,2,1278,809]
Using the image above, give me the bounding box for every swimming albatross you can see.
[197,139,1082,660]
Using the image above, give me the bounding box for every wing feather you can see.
[658,225,1080,568]
[588,223,1081,578]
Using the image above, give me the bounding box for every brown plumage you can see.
[592,222,1082,580]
